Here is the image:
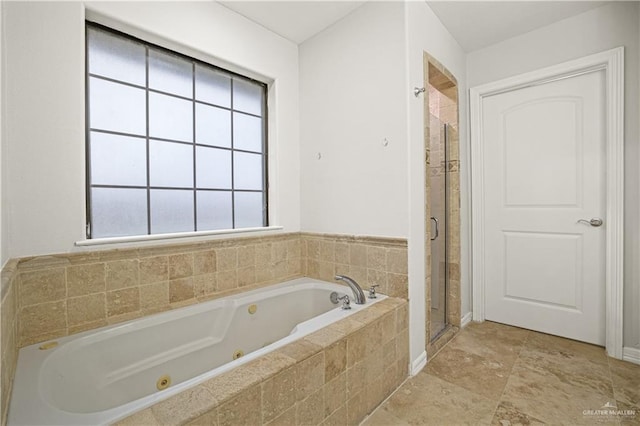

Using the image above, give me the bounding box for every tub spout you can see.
[334,275,366,304]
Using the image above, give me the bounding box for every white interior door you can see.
[481,70,606,345]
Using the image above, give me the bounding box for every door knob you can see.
[577,218,603,227]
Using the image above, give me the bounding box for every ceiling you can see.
[219,1,609,50]
[423,1,607,52]
[219,1,366,44]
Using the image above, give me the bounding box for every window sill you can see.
[74,226,284,247]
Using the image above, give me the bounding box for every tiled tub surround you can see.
[0,260,19,426]
[114,297,409,426]
[15,234,304,348]
[0,232,407,425]
[10,279,397,425]
[301,233,408,300]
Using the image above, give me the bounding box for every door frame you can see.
[469,47,624,358]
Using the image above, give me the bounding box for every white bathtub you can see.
[8,278,384,425]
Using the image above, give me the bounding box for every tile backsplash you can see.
[7,232,407,349]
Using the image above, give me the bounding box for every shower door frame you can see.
[469,47,624,359]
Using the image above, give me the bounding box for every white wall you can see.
[0,0,5,267]
[405,1,468,366]
[299,1,408,238]
[467,2,640,350]
[3,1,300,259]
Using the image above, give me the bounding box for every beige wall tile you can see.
[325,340,347,383]
[296,352,324,401]
[387,274,408,299]
[113,409,160,426]
[169,253,194,280]
[67,263,105,297]
[216,248,238,272]
[286,239,301,259]
[107,288,140,317]
[366,246,387,271]
[186,409,218,426]
[193,250,216,275]
[237,266,256,287]
[323,405,346,426]
[217,270,238,292]
[256,266,275,284]
[324,372,346,418]
[307,239,320,260]
[151,385,216,425]
[105,260,139,291]
[68,319,108,335]
[218,385,262,426]
[67,293,106,327]
[334,243,349,265]
[237,245,256,268]
[349,245,367,267]
[140,256,169,284]
[319,240,335,262]
[265,405,295,426]
[140,282,169,311]
[386,249,408,274]
[255,243,273,266]
[262,366,297,423]
[193,274,217,297]
[296,388,324,426]
[19,268,66,307]
[19,301,66,342]
[346,390,368,426]
[169,277,195,304]
[272,242,287,262]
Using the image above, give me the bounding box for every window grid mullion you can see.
[145,45,152,235]
[230,79,235,229]
[192,62,198,232]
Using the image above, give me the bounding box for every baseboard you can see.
[460,312,473,328]
[622,347,640,365]
[410,351,427,376]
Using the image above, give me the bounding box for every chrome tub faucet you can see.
[334,275,366,305]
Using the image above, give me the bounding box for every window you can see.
[85,23,268,239]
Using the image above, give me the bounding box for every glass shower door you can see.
[430,115,448,339]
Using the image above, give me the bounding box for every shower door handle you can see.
[430,217,439,241]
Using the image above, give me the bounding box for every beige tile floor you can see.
[363,321,640,425]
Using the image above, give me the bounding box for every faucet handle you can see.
[337,295,351,310]
[368,285,380,299]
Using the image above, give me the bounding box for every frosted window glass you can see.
[234,152,263,190]
[149,49,193,98]
[197,191,232,231]
[196,104,231,148]
[149,140,193,188]
[149,92,193,142]
[233,113,262,152]
[90,77,146,135]
[150,189,194,234]
[91,188,147,238]
[196,65,231,107]
[196,147,231,189]
[234,192,264,228]
[90,132,146,186]
[233,78,263,115]
[88,28,145,86]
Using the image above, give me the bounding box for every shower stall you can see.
[429,115,449,339]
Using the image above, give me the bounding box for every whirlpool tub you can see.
[9,278,385,425]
